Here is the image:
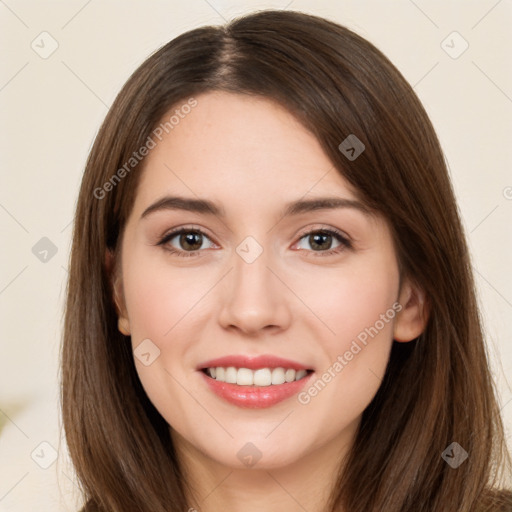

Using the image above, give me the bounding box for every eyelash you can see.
[157,226,352,258]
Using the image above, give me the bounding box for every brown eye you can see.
[158,228,216,257]
[179,231,204,251]
[295,229,350,253]
[308,232,334,251]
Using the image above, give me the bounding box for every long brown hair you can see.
[61,9,511,511]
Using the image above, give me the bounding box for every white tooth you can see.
[237,368,254,385]
[285,369,296,383]
[295,369,307,381]
[210,366,308,386]
[253,368,272,386]
[271,367,286,385]
[225,366,237,384]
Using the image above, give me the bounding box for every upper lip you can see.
[197,355,313,371]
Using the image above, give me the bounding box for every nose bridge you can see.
[217,237,291,334]
[233,244,272,297]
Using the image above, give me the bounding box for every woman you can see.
[61,9,512,512]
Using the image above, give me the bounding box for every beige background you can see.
[1,1,511,510]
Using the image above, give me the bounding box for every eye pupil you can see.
[180,231,202,250]
[310,232,331,251]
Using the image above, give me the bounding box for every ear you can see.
[105,249,131,336]
[393,278,429,343]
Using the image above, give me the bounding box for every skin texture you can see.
[110,91,427,512]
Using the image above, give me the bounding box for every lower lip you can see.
[199,370,314,409]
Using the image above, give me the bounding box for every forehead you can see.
[133,91,361,214]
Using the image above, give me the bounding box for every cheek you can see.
[123,254,210,342]
[294,258,399,422]
[296,255,399,349]
[122,255,217,403]
[122,260,214,421]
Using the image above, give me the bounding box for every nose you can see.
[217,246,292,335]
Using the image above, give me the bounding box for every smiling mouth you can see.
[201,367,314,387]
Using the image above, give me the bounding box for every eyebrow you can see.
[140,195,372,220]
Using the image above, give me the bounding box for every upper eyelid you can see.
[296,225,350,240]
[160,225,218,244]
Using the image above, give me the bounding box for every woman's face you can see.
[112,91,421,471]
